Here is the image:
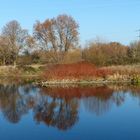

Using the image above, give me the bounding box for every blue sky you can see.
[0,0,140,45]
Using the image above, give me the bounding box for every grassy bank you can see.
[41,62,140,86]
[0,63,140,86]
[0,65,45,77]
[0,65,45,85]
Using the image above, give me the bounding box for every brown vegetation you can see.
[44,61,112,80]
[1,20,28,65]
[0,14,140,84]
[83,41,128,66]
[34,14,79,63]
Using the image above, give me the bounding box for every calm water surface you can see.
[0,84,140,140]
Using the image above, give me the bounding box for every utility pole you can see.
[136,29,140,41]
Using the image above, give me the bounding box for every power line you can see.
[136,29,140,41]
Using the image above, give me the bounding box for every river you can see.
[0,83,140,140]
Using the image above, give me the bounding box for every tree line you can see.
[0,14,79,65]
[0,14,140,66]
[83,40,140,66]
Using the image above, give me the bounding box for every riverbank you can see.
[40,62,140,86]
[0,65,44,84]
[0,63,140,86]
[39,79,131,87]
[0,65,45,77]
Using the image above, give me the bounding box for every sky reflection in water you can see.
[0,84,140,140]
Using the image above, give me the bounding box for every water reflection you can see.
[33,95,78,130]
[0,84,140,130]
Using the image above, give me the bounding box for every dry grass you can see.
[101,64,140,75]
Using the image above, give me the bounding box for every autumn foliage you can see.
[44,61,112,80]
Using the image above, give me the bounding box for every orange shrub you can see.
[43,61,113,80]
[96,68,113,78]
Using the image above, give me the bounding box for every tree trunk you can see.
[13,60,16,67]
[3,57,5,65]
[13,53,18,67]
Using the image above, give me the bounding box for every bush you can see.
[44,61,112,80]
[83,41,128,66]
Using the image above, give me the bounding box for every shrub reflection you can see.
[0,84,139,130]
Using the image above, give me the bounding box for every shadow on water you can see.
[0,83,140,130]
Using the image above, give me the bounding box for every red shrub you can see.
[43,61,112,80]
[96,68,113,78]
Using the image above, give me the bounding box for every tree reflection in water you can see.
[0,84,29,123]
[0,84,139,130]
[33,97,78,130]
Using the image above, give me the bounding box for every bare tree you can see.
[0,36,11,65]
[34,14,79,62]
[2,20,28,66]
[55,15,79,52]
[129,41,140,63]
